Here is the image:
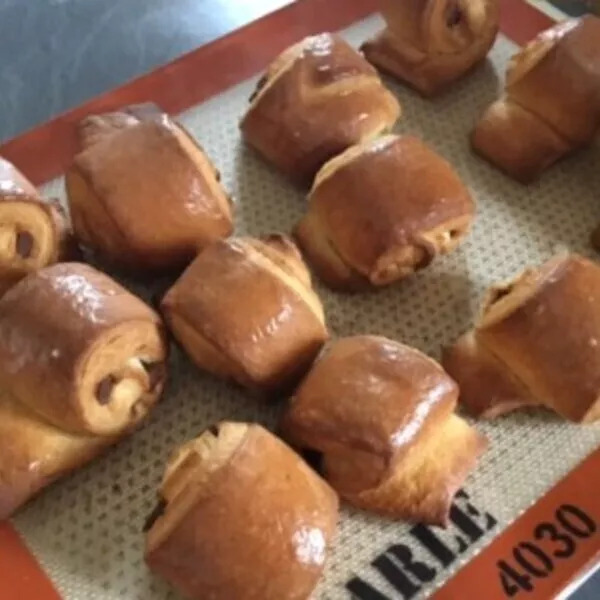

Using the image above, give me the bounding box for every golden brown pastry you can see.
[161,234,328,393]
[0,262,168,517]
[443,254,600,423]
[281,336,487,526]
[472,17,600,182]
[0,157,75,294]
[0,392,107,520]
[294,134,475,291]
[66,104,233,271]
[145,422,338,600]
[362,0,500,96]
[240,33,401,183]
[77,102,164,148]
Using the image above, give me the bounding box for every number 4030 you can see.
[498,504,597,597]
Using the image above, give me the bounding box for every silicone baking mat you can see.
[3,6,600,600]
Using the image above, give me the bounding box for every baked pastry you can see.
[0,262,168,518]
[362,0,500,96]
[472,17,600,182]
[66,104,233,271]
[145,422,338,600]
[281,336,487,526]
[240,33,401,183]
[0,157,75,294]
[77,102,164,148]
[161,234,328,392]
[443,254,600,423]
[295,134,475,291]
[0,392,107,520]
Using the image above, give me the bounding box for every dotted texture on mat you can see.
[15,13,600,600]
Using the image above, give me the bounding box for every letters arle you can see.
[347,491,497,599]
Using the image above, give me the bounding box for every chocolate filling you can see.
[208,424,220,436]
[143,499,166,532]
[96,374,117,405]
[446,4,463,27]
[15,231,34,259]
[489,284,515,306]
[249,74,268,102]
[142,361,165,391]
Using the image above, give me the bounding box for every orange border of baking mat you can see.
[1,1,590,599]
[432,449,600,600]
[0,523,61,600]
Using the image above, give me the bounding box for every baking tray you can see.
[0,1,599,599]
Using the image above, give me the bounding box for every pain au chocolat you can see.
[294,134,475,291]
[281,336,487,526]
[362,0,499,96]
[66,103,233,272]
[240,33,401,184]
[145,422,338,600]
[161,234,327,392]
[0,262,168,518]
[0,157,75,294]
[444,254,600,423]
[472,16,600,182]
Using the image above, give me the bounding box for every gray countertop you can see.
[0,0,290,142]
